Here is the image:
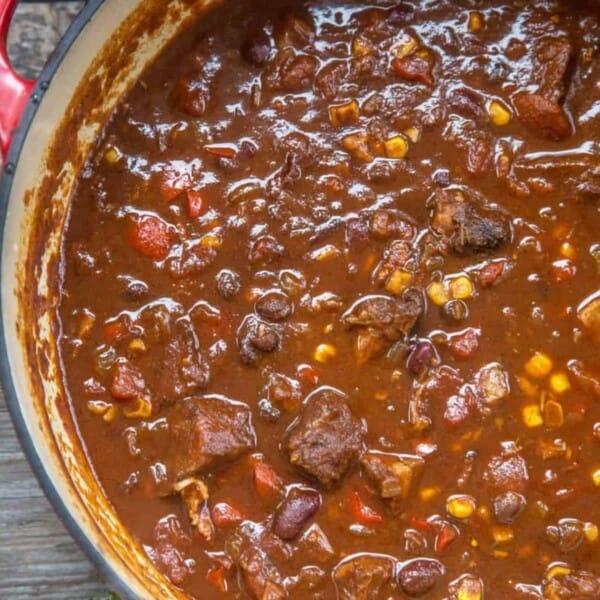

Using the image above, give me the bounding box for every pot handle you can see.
[0,0,34,161]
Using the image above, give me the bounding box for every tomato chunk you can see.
[211,502,244,527]
[186,190,206,219]
[128,214,171,260]
[348,490,383,525]
[253,461,283,498]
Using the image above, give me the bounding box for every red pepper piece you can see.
[127,214,171,260]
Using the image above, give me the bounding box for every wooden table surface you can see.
[1,3,112,598]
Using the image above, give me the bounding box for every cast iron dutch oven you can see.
[0,0,215,597]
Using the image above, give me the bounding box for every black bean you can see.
[273,488,321,540]
[256,291,293,321]
[216,269,241,300]
[123,278,149,302]
[406,340,437,375]
[442,299,469,321]
[241,29,272,66]
[397,558,445,597]
[492,491,526,524]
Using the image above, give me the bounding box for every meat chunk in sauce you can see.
[360,451,424,512]
[225,521,289,599]
[429,188,511,254]
[285,388,364,488]
[333,554,395,600]
[483,452,529,495]
[341,289,424,364]
[162,395,256,483]
[542,569,600,599]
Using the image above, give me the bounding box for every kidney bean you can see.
[397,558,445,597]
[273,488,321,540]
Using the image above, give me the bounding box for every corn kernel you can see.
[201,234,222,249]
[559,242,576,260]
[104,146,121,164]
[392,34,418,58]
[450,276,474,300]
[522,404,543,428]
[87,400,111,416]
[352,35,373,57]
[123,398,152,419]
[384,135,409,159]
[103,405,118,423]
[310,244,341,262]
[545,564,571,581]
[488,100,512,126]
[128,338,147,354]
[468,11,484,32]
[329,99,360,127]
[427,281,449,306]
[385,270,413,295]
[470,537,479,548]
[491,525,515,544]
[404,126,421,143]
[454,576,483,600]
[592,468,600,487]
[323,323,334,334]
[524,352,553,379]
[543,399,564,428]
[584,522,599,543]
[447,494,477,519]
[314,343,337,364]
[419,486,440,502]
[549,372,571,394]
[493,549,509,558]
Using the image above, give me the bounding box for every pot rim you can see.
[0,1,138,597]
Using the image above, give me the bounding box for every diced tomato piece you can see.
[104,320,127,343]
[297,363,320,386]
[435,523,459,552]
[211,502,244,527]
[186,190,206,219]
[127,214,171,260]
[348,490,383,525]
[206,566,227,592]
[158,171,192,202]
[409,516,433,533]
[253,461,283,498]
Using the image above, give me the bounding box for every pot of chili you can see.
[1,0,600,599]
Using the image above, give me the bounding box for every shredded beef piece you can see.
[513,92,571,140]
[542,569,600,599]
[333,554,395,600]
[162,395,255,482]
[225,521,290,599]
[429,187,511,254]
[361,451,423,512]
[341,289,424,363]
[285,387,364,487]
[483,452,529,495]
[238,315,282,366]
